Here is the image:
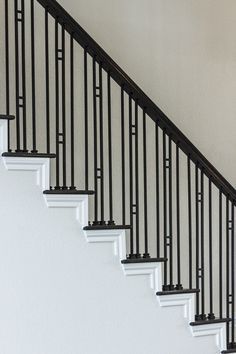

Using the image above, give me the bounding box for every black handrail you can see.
[36,0,236,202]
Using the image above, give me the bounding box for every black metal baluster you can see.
[5,0,10,151]
[99,63,105,224]
[92,57,98,224]
[14,0,26,152]
[176,144,182,290]
[195,164,200,320]
[231,202,235,346]
[107,72,114,225]
[163,130,168,290]
[5,0,9,114]
[55,18,60,188]
[21,0,27,152]
[135,101,140,258]
[226,196,230,345]
[121,87,126,225]
[31,0,36,153]
[143,109,149,258]
[200,169,206,320]
[14,0,21,151]
[226,200,234,348]
[84,48,88,190]
[219,190,223,318]
[129,94,134,257]
[156,124,160,258]
[168,136,174,290]
[188,156,193,289]
[70,34,75,190]
[208,179,215,320]
[45,8,50,153]
[61,25,67,189]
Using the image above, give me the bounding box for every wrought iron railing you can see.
[1,0,236,350]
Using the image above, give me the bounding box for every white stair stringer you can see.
[157,291,227,351]
[0,119,8,154]
[0,130,228,354]
[190,322,227,352]
[3,156,50,191]
[84,228,126,261]
[157,292,195,322]
[43,193,89,228]
[122,262,162,293]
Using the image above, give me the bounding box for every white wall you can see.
[58,0,236,186]
[0,158,219,354]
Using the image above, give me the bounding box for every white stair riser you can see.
[191,323,227,352]
[43,194,89,227]
[0,120,8,153]
[3,156,50,191]
[84,229,126,260]
[122,262,162,293]
[157,293,195,322]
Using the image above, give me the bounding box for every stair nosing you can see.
[2,152,56,158]
[121,258,167,264]
[156,289,200,296]
[43,189,94,195]
[190,318,231,326]
[83,225,131,230]
[221,349,236,353]
[0,114,15,120]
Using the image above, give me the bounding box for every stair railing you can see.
[1,0,235,350]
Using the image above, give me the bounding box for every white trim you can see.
[157,293,195,322]
[84,229,127,260]
[3,156,50,191]
[122,262,162,293]
[0,120,8,153]
[43,193,89,227]
[190,322,227,352]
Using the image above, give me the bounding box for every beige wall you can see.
[58,0,236,185]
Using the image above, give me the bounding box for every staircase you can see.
[0,0,235,353]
